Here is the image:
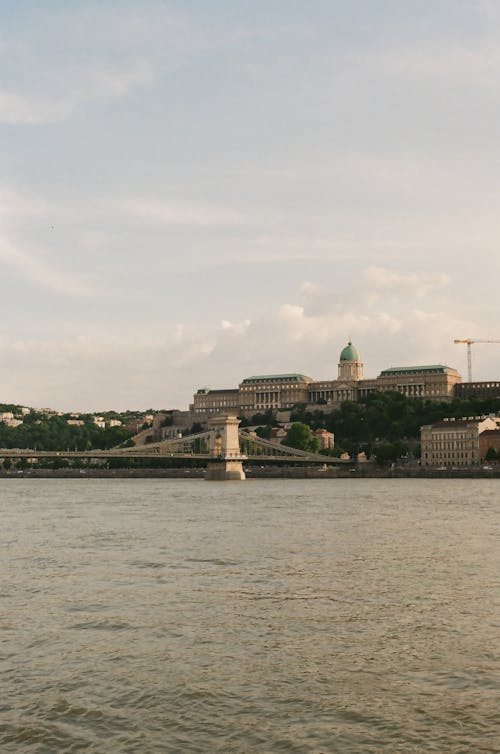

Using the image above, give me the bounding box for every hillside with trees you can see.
[0,405,143,451]
[293,392,500,462]
[248,392,500,464]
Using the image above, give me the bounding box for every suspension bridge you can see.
[0,414,348,479]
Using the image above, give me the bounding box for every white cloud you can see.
[0,264,490,411]
[387,43,500,89]
[0,4,314,127]
[276,302,396,344]
[0,187,49,219]
[200,267,476,384]
[0,238,95,296]
[0,322,216,411]
[114,198,244,227]
[0,186,98,295]
[2,4,500,409]
[0,63,153,124]
[361,267,450,300]
[0,90,60,125]
[220,319,251,335]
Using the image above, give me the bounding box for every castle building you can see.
[454,381,500,400]
[192,388,240,415]
[191,341,461,416]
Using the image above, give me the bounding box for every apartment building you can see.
[420,416,500,467]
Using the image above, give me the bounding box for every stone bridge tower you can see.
[206,413,246,480]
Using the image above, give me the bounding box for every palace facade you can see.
[191,341,462,416]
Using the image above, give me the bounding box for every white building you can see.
[421,416,500,466]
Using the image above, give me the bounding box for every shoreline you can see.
[1,467,499,479]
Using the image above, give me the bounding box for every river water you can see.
[0,479,499,753]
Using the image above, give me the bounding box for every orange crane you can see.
[453,339,500,382]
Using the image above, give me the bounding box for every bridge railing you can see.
[238,430,333,462]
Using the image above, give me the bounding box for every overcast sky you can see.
[1,0,500,412]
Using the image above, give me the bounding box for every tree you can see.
[251,410,275,426]
[485,447,497,461]
[373,440,407,466]
[284,423,320,453]
[255,425,272,440]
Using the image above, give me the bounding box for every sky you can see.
[1,0,500,412]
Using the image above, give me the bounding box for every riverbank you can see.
[1,466,499,479]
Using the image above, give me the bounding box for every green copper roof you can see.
[339,342,361,361]
[242,373,311,384]
[380,365,456,376]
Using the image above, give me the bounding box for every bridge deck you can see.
[0,449,351,464]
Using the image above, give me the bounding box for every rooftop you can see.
[425,419,481,428]
[423,415,499,429]
[380,365,458,376]
[197,388,239,395]
[241,373,312,384]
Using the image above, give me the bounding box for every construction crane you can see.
[453,339,500,382]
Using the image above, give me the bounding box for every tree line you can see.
[0,410,131,451]
[244,392,500,464]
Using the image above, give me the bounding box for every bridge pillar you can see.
[205,414,246,481]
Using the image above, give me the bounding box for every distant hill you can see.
[0,405,166,451]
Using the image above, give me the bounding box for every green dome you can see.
[339,341,360,362]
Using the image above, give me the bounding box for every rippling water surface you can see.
[1,478,499,753]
